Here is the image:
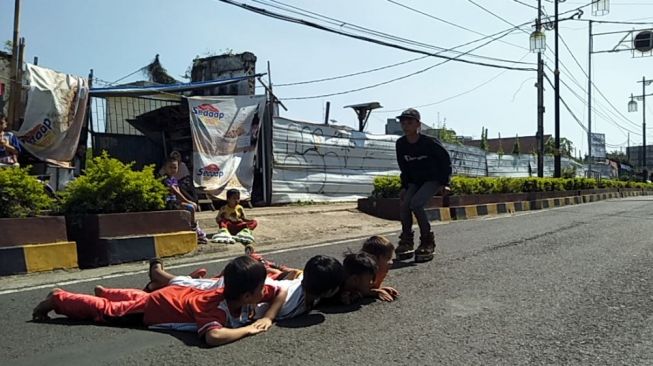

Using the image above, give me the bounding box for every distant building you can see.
[190,52,256,96]
[626,145,653,171]
[467,135,551,154]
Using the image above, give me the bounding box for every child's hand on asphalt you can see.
[371,288,395,302]
[252,317,273,331]
[245,323,268,335]
[381,286,399,298]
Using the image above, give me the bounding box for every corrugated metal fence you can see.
[270,118,596,203]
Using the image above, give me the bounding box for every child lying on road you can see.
[33,256,287,347]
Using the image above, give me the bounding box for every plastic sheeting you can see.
[270,117,587,203]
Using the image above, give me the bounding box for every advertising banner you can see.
[17,64,89,165]
[188,95,266,200]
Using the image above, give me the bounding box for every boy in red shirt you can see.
[32,256,287,346]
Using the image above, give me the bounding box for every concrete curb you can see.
[93,231,198,267]
[0,241,78,276]
[430,190,645,222]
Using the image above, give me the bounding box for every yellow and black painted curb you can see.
[439,190,647,222]
[93,231,198,267]
[0,241,78,276]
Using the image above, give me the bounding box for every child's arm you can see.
[204,324,266,346]
[251,287,288,330]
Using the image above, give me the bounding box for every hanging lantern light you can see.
[530,30,546,53]
[628,94,638,113]
[592,0,610,16]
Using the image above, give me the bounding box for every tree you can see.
[544,137,574,158]
[497,133,504,155]
[512,134,521,155]
[3,40,11,53]
[479,127,489,151]
[433,122,460,145]
[606,150,631,165]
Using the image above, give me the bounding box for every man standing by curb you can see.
[394,108,452,263]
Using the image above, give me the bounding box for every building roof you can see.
[466,135,552,154]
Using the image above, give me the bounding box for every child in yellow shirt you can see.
[213,189,257,244]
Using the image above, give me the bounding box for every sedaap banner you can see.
[16,64,89,165]
[188,95,266,200]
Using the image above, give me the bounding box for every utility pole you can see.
[8,0,21,130]
[536,0,545,178]
[553,0,562,177]
[587,20,593,178]
[639,76,648,177]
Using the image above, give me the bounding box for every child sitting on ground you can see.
[32,256,288,347]
[127,254,343,324]
[213,188,257,245]
[162,158,207,244]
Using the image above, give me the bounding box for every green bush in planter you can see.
[59,153,167,215]
[371,175,402,198]
[0,166,54,218]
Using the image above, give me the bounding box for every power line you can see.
[213,0,536,71]
[377,52,532,113]
[544,73,588,133]
[386,0,530,51]
[259,0,534,65]
[557,33,640,129]
[283,27,523,100]
[272,55,429,87]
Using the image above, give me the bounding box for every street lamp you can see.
[628,94,638,113]
[592,0,610,16]
[530,30,546,53]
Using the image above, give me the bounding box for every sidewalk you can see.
[194,202,399,254]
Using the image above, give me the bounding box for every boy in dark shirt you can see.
[394,108,452,263]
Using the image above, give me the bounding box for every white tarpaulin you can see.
[17,64,88,165]
[188,95,266,200]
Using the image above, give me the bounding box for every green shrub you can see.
[0,166,53,218]
[59,153,167,215]
[371,175,402,198]
[370,175,653,198]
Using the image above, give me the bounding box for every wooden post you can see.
[12,37,25,130]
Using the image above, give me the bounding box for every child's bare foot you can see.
[32,288,61,321]
[189,268,207,279]
[94,285,106,297]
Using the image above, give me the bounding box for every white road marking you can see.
[0,232,397,295]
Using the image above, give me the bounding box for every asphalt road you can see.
[2,197,653,366]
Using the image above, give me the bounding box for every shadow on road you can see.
[390,260,417,270]
[276,312,325,328]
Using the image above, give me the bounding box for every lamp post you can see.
[530,0,546,177]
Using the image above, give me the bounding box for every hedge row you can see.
[371,175,653,198]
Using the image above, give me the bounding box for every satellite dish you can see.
[634,31,653,53]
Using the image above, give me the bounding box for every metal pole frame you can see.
[643,77,647,178]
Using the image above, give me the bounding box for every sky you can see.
[1,0,652,156]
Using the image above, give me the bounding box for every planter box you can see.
[0,216,77,276]
[447,193,529,207]
[0,216,68,247]
[67,210,195,269]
